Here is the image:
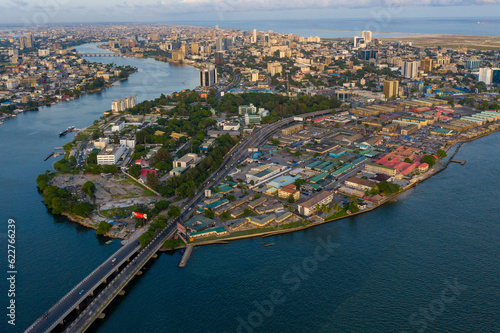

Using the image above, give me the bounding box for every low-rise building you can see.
[97,145,126,165]
[297,191,333,216]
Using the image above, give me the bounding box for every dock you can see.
[450,160,466,165]
[44,152,54,161]
[178,245,194,268]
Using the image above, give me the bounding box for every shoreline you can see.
[56,127,498,248]
[188,128,499,248]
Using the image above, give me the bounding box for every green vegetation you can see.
[36,183,94,217]
[82,181,96,199]
[420,155,437,167]
[129,164,141,178]
[96,221,112,235]
[377,181,401,195]
[280,220,309,229]
[163,238,185,248]
[168,205,181,218]
[159,135,237,198]
[138,215,169,247]
[437,149,447,158]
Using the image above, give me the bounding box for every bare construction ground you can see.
[380,34,500,50]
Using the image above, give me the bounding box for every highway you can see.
[25,241,141,333]
[25,108,334,333]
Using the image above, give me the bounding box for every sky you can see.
[1,0,500,24]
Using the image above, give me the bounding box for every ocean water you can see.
[168,17,500,38]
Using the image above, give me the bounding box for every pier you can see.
[178,245,194,268]
[450,159,466,165]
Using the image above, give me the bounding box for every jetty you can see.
[178,245,194,268]
[44,152,54,161]
[450,159,466,165]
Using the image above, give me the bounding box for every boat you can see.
[44,152,54,161]
[265,243,274,247]
[59,126,75,136]
[105,240,113,245]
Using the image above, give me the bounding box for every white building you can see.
[361,31,372,43]
[6,79,19,90]
[173,153,199,169]
[354,36,366,48]
[297,191,334,216]
[97,145,126,165]
[38,49,50,57]
[223,122,241,131]
[93,137,109,149]
[111,95,137,112]
[119,138,136,148]
[478,68,492,85]
[111,121,125,132]
[402,61,419,79]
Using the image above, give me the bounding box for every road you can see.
[25,241,141,333]
[26,108,334,333]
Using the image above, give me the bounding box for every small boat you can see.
[105,240,113,245]
[265,243,274,247]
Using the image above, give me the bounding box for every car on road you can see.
[89,311,94,316]
[112,257,117,263]
[79,289,85,295]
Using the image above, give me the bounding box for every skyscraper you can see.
[478,68,493,85]
[251,29,257,43]
[200,64,218,87]
[383,80,399,99]
[215,38,225,52]
[420,57,433,73]
[402,61,419,79]
[361,31,372,43]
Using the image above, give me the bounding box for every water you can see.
[168,17,500,38]
[1,42,499,333]
[0,43,199,333]
[89,132,500,333]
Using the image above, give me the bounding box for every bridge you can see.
[25,108,338,333]
[77,53,119,57]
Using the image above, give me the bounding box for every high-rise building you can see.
[191,43,199,55]
[361,31,372,43]
[215,38,225,52]
[402,61,419,79]
[466,58,481,70]
[420,57,433,73]
[215,51,224,65]
[383,80,399,99]
[359,50,378,61]
[478,68,493,85]
[493,69,500,85]
[251,29,257,43]
[200,64,217,87]
[353,36,366,48]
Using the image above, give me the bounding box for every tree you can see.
[288,194,295,203]
[129,164,141,178]
[294,178,305,189]
[437,149,447,158]
[146,172,161,191]
[96,221,112,235]
[227,194,236,201]
[82,181,96,199]
[404,158,412,163]
[168,205,181,218]
[204,209,215,219]
[420,155,436,167]
[53,159,72,173]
